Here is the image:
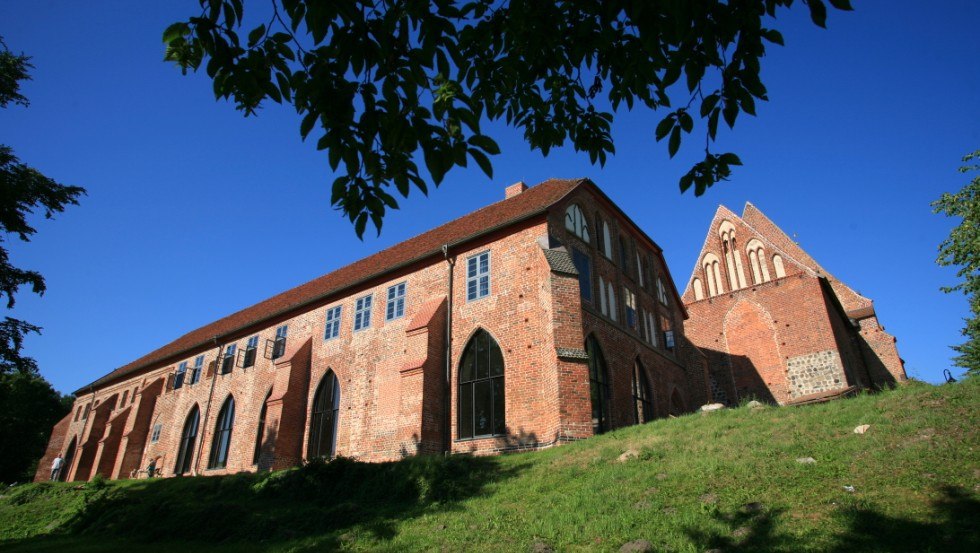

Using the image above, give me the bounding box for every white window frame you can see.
[386,282,407,321]
[354,294,373,331]
[466,251,491,301]
[324,305,342,339]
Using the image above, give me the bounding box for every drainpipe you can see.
[442,244,455,454]
[193,336,224,475]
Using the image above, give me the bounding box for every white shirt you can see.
[52,457,63,469]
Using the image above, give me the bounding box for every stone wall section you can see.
[786,350,847,398]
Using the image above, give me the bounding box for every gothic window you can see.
[746,239,771,284]
[253,391,271,465]
[773,254,786,278]
[207,396,235,469]
[586,335,610,434]
[692,278,705,301]
[564,204,591,242]
[571,248,593,303]
[598,219,612,259]
[174,405,200,476]
[599,275,608,315]
[702,253,725,297]
[618,235,630,271]
[309,371,341,459]
[632,362,654,424]
[458,329,505,439]
[607,280,618,322]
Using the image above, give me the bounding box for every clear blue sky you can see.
[2,1,977,394]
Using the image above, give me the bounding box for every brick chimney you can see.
[505,181,528,199]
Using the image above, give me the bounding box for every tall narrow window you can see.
[624,287,637,331]
[632,362,654,424]
[599,276,608,316]
[657,277,669,305]
[386,282,406,321]
[645,311,658,347]
[272,325,288,359]
[220,344,236,374]
[773,254,786,278]
[607,281,618,322]
[618,235,630,271]
[354,294,373,331]
[151,423,162,443]
[586,335,610,434]
[324,305,342,340]
[571,248,592,303]
[253,392,271,465]
[602,221,613,259]
[207,397,235,469]
[746,239,771,283]
[174,362,187,390]
[309,371,341,459]
[636,251,645,287]
[243,336,259,368]
[458,329,505,439]
[466,251,491,301]
[564,204,591,242]
[661,315,675,351]
[174,405,200,476]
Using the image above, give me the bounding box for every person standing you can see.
[50,454,64,481]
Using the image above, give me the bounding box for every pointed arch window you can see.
[253,391,272,465]
[174,405,200,476]
[207,397,235,469]
[773,254,786,278]
[458,329,505,439]
[632,362,654,424]
[309,371,341,459]
[586,335,610,434]
[746,239,771,284]
[564,204,591,242]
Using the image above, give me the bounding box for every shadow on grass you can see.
[686,485,980,552]
[2,454,524,551]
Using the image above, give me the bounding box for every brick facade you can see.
[681,203,906,406]
[36,178,700,482]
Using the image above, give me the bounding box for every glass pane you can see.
[467,256,477,278]
[474,380,492,436]
[467,279,477,300]
[460,343,476,382]
[475,331,489,379]
[331,375,341,410]
[459,383,473,439]
[492,377,505,435]
[489,337,504,377]
[479,276,489,297]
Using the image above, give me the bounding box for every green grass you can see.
[2,379,978,552]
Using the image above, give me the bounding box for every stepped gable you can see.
[79,178,585,393]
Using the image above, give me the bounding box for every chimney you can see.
[505,181,528,199]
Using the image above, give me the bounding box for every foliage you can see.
[933,150,980,375]
[0,372,72,484]
[164,0,853,237]
[0,38,85,375]
[2,379,978,551]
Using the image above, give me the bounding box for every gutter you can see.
[441,244,455,454]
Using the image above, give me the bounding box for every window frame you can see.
[324,305,343,340]
[190,355,204,384]
[174,361,188,390]
[571,248,593,304]
[272,325,288,359]
[220,344,236,375]
[457,329,506,440]
[466,251,491,302]
[243,336,259,368]
[207,397,235,470]
[385,282,407,321]
[564,204,591,242]
[353,294,374,332]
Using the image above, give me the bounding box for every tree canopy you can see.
[165,0,853,237]
[934,150,980,375]
[0,38,86,375]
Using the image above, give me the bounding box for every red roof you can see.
[79,178,583,393]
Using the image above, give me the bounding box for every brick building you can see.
[35,178,705,482]
[681,203,906,406]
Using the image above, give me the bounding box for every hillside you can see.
[1,378,977,552]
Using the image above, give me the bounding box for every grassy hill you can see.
[2,378,977,552]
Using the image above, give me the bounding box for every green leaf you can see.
[469,148,493,178]
[719,153,742,166]
[679,111,693,133]
[248,25,266,48]
[761,29,785,46]
[827,0,854,11]
[162,22,190,44]
[467,135,500,155]
[807,0,828,28]
[299,112,317,140]
[668,126,681,158]
[655,116,674,142]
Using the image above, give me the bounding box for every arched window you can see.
[207,397,235,469]
[692,278,705,301]
[746,239,771,283]
[458,329,505,439]
[564,204,590,242]
[703,253,724,297]
[174,405,200,476]
[309,371,341,459]
[585,335,610,434]
[597,218,612,259]
[253,391,271,465]
[632,362,654,424]
[773,254,786,278]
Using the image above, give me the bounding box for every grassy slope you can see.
[1,379,977,552]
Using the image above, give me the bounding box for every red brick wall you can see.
[33,413,72,482]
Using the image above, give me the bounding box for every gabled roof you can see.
[79,178,584,393]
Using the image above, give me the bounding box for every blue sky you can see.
[2,1,977,394]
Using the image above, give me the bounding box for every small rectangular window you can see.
[324,306,342,340]
[150,424,162,443]
[272,325,288,359]
[221,344,236,374]
[243,336,259,368]
[190,355,204,384]
[386,282,406,321]
[624,287,637,331]
[354,294,373,331]
[174,362,187,390]
[572,248,592,303]
[466,251,491,301]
